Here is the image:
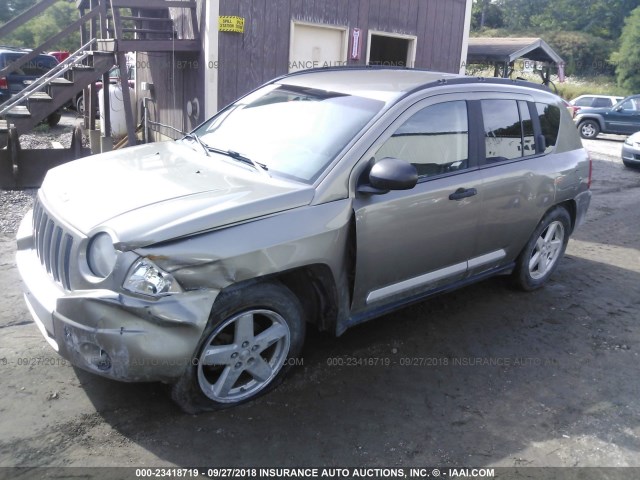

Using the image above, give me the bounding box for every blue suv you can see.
[575,95,640,139]
[0,46,62,126]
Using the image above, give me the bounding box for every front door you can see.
[351,98,482,312]
[604,97,640,134]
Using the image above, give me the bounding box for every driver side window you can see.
[375,101,469,178]
[620,99,638,111]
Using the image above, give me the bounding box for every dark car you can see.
[0,46,62,126]
[575,95,640,139]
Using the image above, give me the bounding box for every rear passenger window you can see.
[574,97,593,107]
[482,99,524,161]
[592,98,612,108]
[376,101,469,178]
[536,103,561,153]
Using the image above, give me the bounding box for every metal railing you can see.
[0,39,96,118]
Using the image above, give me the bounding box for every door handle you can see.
[449,187,477,201]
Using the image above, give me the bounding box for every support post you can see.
[116,51,137,146]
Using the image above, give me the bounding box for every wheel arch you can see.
[556,199,577,233]
[215,263,341,334]
[577,114,604,130]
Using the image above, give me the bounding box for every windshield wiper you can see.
[207,146,270,177]
[183,133,270,177]
[183,132,210,157]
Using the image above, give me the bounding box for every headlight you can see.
[123,258,183,296]
[624,137,633,146]
[87,232,117,278]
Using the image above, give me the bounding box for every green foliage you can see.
[471,0,504,30]
[0,0,37,25]
[554,77,630,101]
[612,6,640,93]
[473,0,640,88]
[493,0,640,39]
[495,0,549,31]
[545,31,615,77]
[0,0,79,52]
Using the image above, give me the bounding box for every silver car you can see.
[16,68,592,412]
[622,131,640,168]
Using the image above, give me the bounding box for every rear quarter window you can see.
[535,103,561,153]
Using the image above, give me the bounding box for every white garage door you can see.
[289,23,347,72]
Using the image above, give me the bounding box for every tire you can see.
[578,119,600,139]
[513,206,571,291]
[47,112,62,127]
[171,281,305,413]
[76,95,84,115]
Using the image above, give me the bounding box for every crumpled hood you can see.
[40,141,314,246]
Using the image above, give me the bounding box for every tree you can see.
[496,0,549,31]
[613,6,640,92]
[0,0,37,25]
[0,0,79,52]
[545,31,615,77]
[528,0,640,40]
[472,0,504,30]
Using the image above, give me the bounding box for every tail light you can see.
[0,76,8,89]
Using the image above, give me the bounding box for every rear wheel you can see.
[578,120,600,139]
[171,282,305,413]
[76,95,84,115]
[513,206,571,291]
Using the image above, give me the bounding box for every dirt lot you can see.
[0,132,639,472]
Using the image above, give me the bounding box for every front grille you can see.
[32,198,74,289]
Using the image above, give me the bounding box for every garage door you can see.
[289,23,347,72]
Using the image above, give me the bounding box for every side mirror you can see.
[615,106,624,112]
[359,157,418,194]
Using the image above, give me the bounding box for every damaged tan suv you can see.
[16,68,591,413]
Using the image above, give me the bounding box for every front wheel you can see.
[171,282,305,413]
[513,206,571,291]
[578,120,600,139]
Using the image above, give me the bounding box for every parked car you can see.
[0,46,63,126]
[570,94,624,114]
[575,95,640,139]
[16,68,592,413]
[622,131,640,168]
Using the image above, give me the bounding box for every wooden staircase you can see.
[0,47,115,141]
[0,0,200,188]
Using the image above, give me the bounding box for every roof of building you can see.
[467,37,563,65]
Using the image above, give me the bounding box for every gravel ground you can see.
[0,189,35,235]
[0,111,86,235]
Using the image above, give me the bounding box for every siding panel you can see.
[212,0,468,121]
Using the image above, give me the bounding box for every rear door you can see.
[471,99,562,274]
[351,95,483,312]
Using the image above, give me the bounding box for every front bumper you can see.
[16,211,216,383]
[622,143,640,166]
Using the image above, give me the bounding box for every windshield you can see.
[194,84,385,183]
